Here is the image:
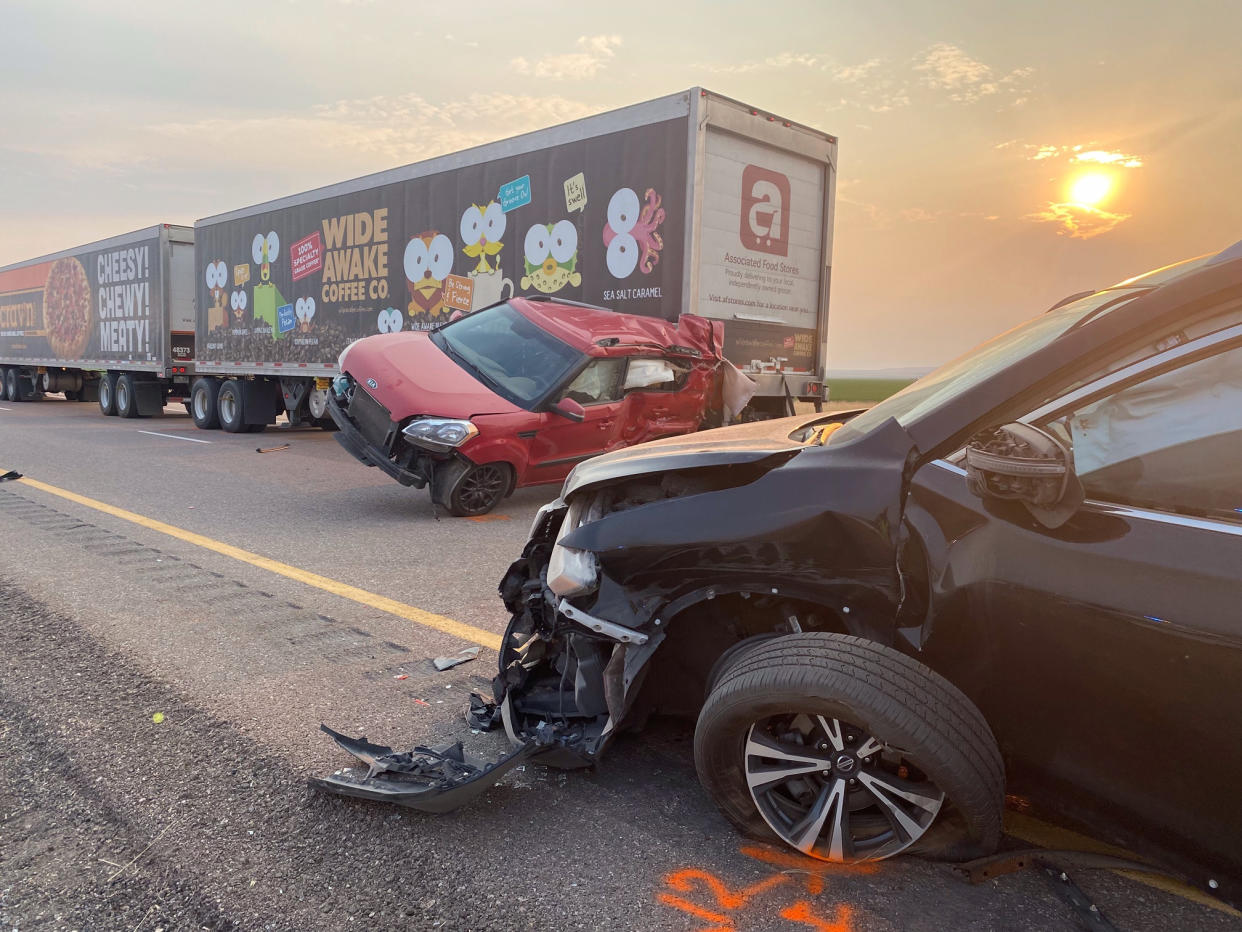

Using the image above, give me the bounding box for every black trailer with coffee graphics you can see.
[188,88,837,432]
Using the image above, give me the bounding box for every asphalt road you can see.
[1,396,1238,932]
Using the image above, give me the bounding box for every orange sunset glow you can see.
[1,1,1239,370]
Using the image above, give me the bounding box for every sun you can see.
[1068,173,1112,207]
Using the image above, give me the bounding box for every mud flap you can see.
[310,723,552,813]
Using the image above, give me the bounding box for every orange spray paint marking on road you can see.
[663,868,787,910]
[780,900,856,932]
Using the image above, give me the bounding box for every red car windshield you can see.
[431,303,585,409]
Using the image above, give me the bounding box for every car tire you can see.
[446,462,513,517]
[98,373,118,416]
[694,632,1003,865]
[190,379,220,430]
[217,379,248,433]
[3,368,19,402]
[115,373,140,418]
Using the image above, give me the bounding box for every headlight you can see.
[547,493,605,597]
[401,417,479,452]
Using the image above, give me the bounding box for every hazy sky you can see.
[2,0,1239,369]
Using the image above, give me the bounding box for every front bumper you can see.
[327,389,428,488]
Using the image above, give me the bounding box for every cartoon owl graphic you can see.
[204,260,228,329]
[459,201,506,274]
[404,231,454,326]
[521,221,580,294]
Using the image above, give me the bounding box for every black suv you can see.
[320,242,1242,907]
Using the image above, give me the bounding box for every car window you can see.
[1036,342,1242,524]
[431,303,583,408]
[562,358,626,406]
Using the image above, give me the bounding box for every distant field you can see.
[826,377,915,402]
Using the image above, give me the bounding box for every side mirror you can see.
[552,397,586,423]
[964,422,1084,528]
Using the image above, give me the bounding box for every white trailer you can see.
[0,224,196,416]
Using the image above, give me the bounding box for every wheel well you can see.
[624,592,859,726]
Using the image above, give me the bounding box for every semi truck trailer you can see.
[189,87,836,430]
[0,225,196,416]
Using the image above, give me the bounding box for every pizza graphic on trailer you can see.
[44,257,92,358]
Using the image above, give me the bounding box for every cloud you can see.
[1072,149,1143,167]
[697,51,824,74]
[914,43,1033,104]
[142,92,601,173]
[831,59,882,83]
[1027,202,1131,238]
[511,35,622,79]
[1017,143,1144,168]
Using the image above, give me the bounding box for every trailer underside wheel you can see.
[190,378,220,430]
[217,379,248,433]
[98,373,118,416]
[115,373,141,418]
[3,368,19,403]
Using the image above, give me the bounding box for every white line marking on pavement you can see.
[0,406,12,411]
[136,430,212,444]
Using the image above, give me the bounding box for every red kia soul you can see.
[328,297,742,516]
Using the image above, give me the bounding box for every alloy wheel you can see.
[457,464,508,513]
[745,712,944,862]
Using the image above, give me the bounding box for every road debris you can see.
[255,443,291,454]
[432,646,479,671]
[466,693,501,731]
[0,470,22,482]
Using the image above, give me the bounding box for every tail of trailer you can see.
[0,225,196,415]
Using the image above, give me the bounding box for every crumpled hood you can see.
[340,331,521,419]
[562,411,831,497]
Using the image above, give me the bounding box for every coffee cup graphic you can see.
[469,269,514,310]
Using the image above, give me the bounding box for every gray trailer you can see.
[0,224,196,416]
[190,88,835,431]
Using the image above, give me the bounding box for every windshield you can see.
[431,303,584,408]
[829,288,1149,446]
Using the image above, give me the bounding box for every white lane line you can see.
[136,430,212,445]
[0,406,11,411]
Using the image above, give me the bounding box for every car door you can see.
[908,328,1242,881]
[525,358,627,484]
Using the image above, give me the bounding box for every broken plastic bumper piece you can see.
[310,723,553,813]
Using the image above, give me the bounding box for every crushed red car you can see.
[328,297,752,515]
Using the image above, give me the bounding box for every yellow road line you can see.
[10,473,502,651]
[1005,811,1239,917]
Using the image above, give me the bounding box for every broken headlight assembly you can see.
[401,417,479,452]
[546,492,607,597]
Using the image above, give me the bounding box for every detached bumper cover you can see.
[327,391,428,488]
[310,723,555,813]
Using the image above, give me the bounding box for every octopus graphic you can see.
[603,187,665,279]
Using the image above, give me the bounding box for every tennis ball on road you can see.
[152,712,165,724]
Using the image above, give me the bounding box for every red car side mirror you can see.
[552,397,586,422]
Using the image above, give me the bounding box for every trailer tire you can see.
[3,368,19,403]
[98,373,118,416]
[190,378,220,430]
[115,373,140,418]
[217,379,248,433]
